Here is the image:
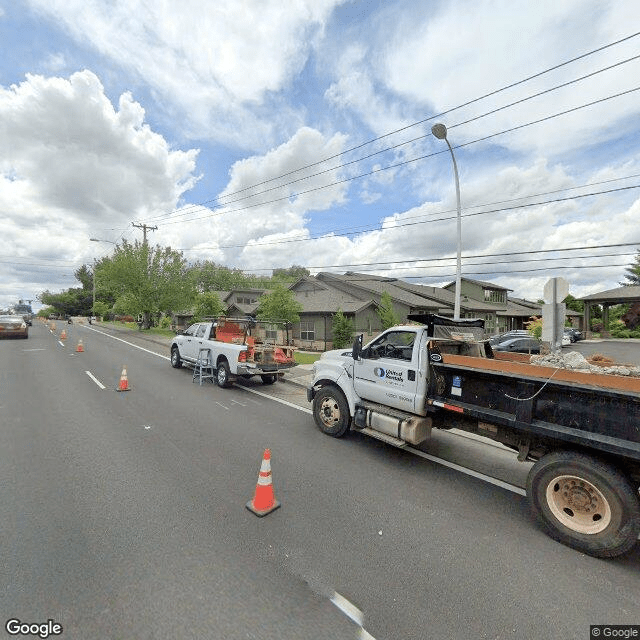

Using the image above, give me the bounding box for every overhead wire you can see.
[145,52,640,225]
[139,31,640,224]
[148,85,640,228]
[177,174,640,251]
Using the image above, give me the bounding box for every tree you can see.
[377,291,402,329]
[192,292,225,322]
[272,265,310,282]
[563,294,584,314]
[256,285,303,324]
[622,249,640,286]
[96,240,195,329]
[332,309,354,348]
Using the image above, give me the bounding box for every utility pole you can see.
[131,222,157,245]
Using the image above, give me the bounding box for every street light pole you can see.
[431,123,462,321]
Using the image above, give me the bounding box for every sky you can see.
[1,0,640,312]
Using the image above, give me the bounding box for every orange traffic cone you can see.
[246,449,280,517]
[60,329,67,340]
[76,339,84,353]
[117,367,130,392]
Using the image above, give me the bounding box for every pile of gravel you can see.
[530,351,640,377]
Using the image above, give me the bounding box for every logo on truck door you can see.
[374,367,404,382]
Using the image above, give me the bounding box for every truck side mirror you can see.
[352,334,363,360]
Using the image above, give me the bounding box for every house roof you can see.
[443,277,512,292]
[293,284,377,314]
[578,285,640,304]
[392,280,499,313]
[317,272,442,310]
[498,299,542,318]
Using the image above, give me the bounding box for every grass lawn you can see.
[294,351,321,365]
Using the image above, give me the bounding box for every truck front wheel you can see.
[527,451,640,558]
[312,386,350,438]
[170,346,182,369]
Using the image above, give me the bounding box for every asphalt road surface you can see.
[2,322,639,640]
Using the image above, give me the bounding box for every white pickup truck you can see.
[170,317,296,387]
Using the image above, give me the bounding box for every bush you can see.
[160,315,172,329]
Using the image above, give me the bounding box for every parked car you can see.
[0,315,29,339]
[561,333,572,347]
[488,330,531,346]
[492,336,540,354]
[563,328,583,342]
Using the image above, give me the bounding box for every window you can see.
[196,324,207,338]
[483,289,506,303]
[184,324,199,336]
[300,320,315,341]
[265,323,278,341]
[367,330,416,361]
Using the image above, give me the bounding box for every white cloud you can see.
[154,126,349,268]
[0,70,199,308]
[380,0,640,156]
[25,0,346,148]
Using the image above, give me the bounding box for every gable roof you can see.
[318,272,503,314]
[443,277,512,292]
[578,285,640,303]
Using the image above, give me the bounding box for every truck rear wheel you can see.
[527,451,640,558]
[312,386,350,437]
[261,374,277,384]
[215,359,233,388]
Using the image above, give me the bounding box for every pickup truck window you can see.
[196,324,207,338]
[367,330,416,361]
[184,324,198,337]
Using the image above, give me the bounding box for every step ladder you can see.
[193,348,215,385]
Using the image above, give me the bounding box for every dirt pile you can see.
[530,351,640,377]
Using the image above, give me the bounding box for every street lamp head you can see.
[89,238,100,242]
[431,123,448,140]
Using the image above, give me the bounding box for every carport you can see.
[578,285,640,337]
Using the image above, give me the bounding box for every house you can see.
[289,275,381,350]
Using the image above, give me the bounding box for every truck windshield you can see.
[367,330,416,361]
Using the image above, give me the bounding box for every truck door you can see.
[353,329,420,412]
[180,323,202,361]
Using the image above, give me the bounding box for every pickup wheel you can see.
[261,374,277,385]
[527,451,640,558]
[170,346,182,368]
[312,386,350,438]
[215,359,233,388]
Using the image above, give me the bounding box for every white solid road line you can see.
[82,325,170,360]
[331,592,378,639]
[85,371,106,390]
[87,325,523,494]
[405,445,527,496]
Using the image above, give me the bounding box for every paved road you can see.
[2,322,639,640]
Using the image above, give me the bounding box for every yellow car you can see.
[0,315,29,339]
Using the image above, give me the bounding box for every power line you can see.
[139,31,640,224]
[150,86,640,228]
[177,175,640,251]
[146,52,640,224]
